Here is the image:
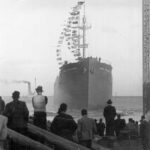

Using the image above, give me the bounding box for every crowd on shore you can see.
[0,86,150,150]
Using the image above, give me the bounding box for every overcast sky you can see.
[0,0,142,96]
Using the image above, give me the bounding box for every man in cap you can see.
[3,91,29,134]
[103,99,116,136]
[32,86,48,129]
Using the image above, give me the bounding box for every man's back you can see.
[51,112,77,141]
[3,100,29,129]
[104,105,116,120]
[77,116,97,140]
[32,95,47,112]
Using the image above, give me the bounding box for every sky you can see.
[0,0,142,96]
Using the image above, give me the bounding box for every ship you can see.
[54,1,112,110]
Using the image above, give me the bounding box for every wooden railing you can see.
[27,123,90,150]
[8,128,53,150]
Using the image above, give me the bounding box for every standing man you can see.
[97,118,105,136]
[50,103,77,141]
[0,96,5,114]
[3,91,29,134]
[103,99,116,136]
[114,114,126,137]
[77,109,97,149]
[32,86,48,129]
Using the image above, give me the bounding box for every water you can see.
[2,96,143,122]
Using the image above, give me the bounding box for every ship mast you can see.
[78,1,89,58]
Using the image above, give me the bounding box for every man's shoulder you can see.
[0,99,4,103]
[6,101,13,106]
[19,100,26,104]
[78,117,94,122]
[107,105,116,109]
[33,95,47,99]
[0,115,8,122]
[57,113,73,119]
[63,113,73,119]
[18,101,27,107]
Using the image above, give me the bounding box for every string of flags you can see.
[56,1,85,65]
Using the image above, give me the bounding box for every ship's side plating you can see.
[54,57,112,110]
[88,57,112,109]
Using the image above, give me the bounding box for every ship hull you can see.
[54,57,112,110]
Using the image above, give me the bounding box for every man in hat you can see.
[103,99,116,136]
[32,86,48,129]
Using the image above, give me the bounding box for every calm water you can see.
[2,96,143,122]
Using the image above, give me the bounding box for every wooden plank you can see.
[8,128,53,150]
[28,123,90,150]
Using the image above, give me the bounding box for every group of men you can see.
[0,86,48,150]
[0,86,48,133]
[0,86,117,149]
[2,87,150,150]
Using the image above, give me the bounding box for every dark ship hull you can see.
[54,57,112,110]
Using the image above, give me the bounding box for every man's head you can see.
[141,115,145,120]
[58,103,67,114]
[35,86,43,94]
[99,118,103,122]
[81,109,87,116]
[107,99,112,105]
[12,91,20,100]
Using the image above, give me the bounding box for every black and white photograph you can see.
[0,0,149,150]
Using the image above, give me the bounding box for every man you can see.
[32,86,48,129]
[0,96,5,114]
[50,103,77,141]
[77,109,97,149]
[103,99,116,136]
[3,91,29,134]
[97,118,105,136]
[114,114,126,137]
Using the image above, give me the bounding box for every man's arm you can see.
[45,96,48,105]
[32,97,34,108]
[93,119,97,134]
[77,120,82,139]
[23,102,29,122]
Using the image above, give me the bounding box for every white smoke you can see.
[12,80,30,84]
[0,79,33,95]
